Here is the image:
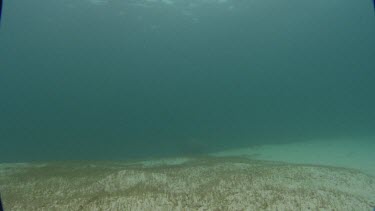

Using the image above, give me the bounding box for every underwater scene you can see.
[0,0,375,210]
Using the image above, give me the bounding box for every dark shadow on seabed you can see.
[0,192,4,211]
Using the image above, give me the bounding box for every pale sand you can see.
[212,137,375,176]
[1,157,374,210]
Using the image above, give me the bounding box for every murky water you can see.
[0,0,374,162]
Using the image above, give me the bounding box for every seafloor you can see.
[1,156,374,210]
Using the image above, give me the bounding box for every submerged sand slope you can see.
[0,157,374,210]
[212,138,375,176]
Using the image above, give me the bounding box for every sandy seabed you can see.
[0,156,374,211]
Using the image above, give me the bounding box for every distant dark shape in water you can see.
[0,0,3,24]
[178,138,210,155]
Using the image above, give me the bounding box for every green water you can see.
[0,0,374,162]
